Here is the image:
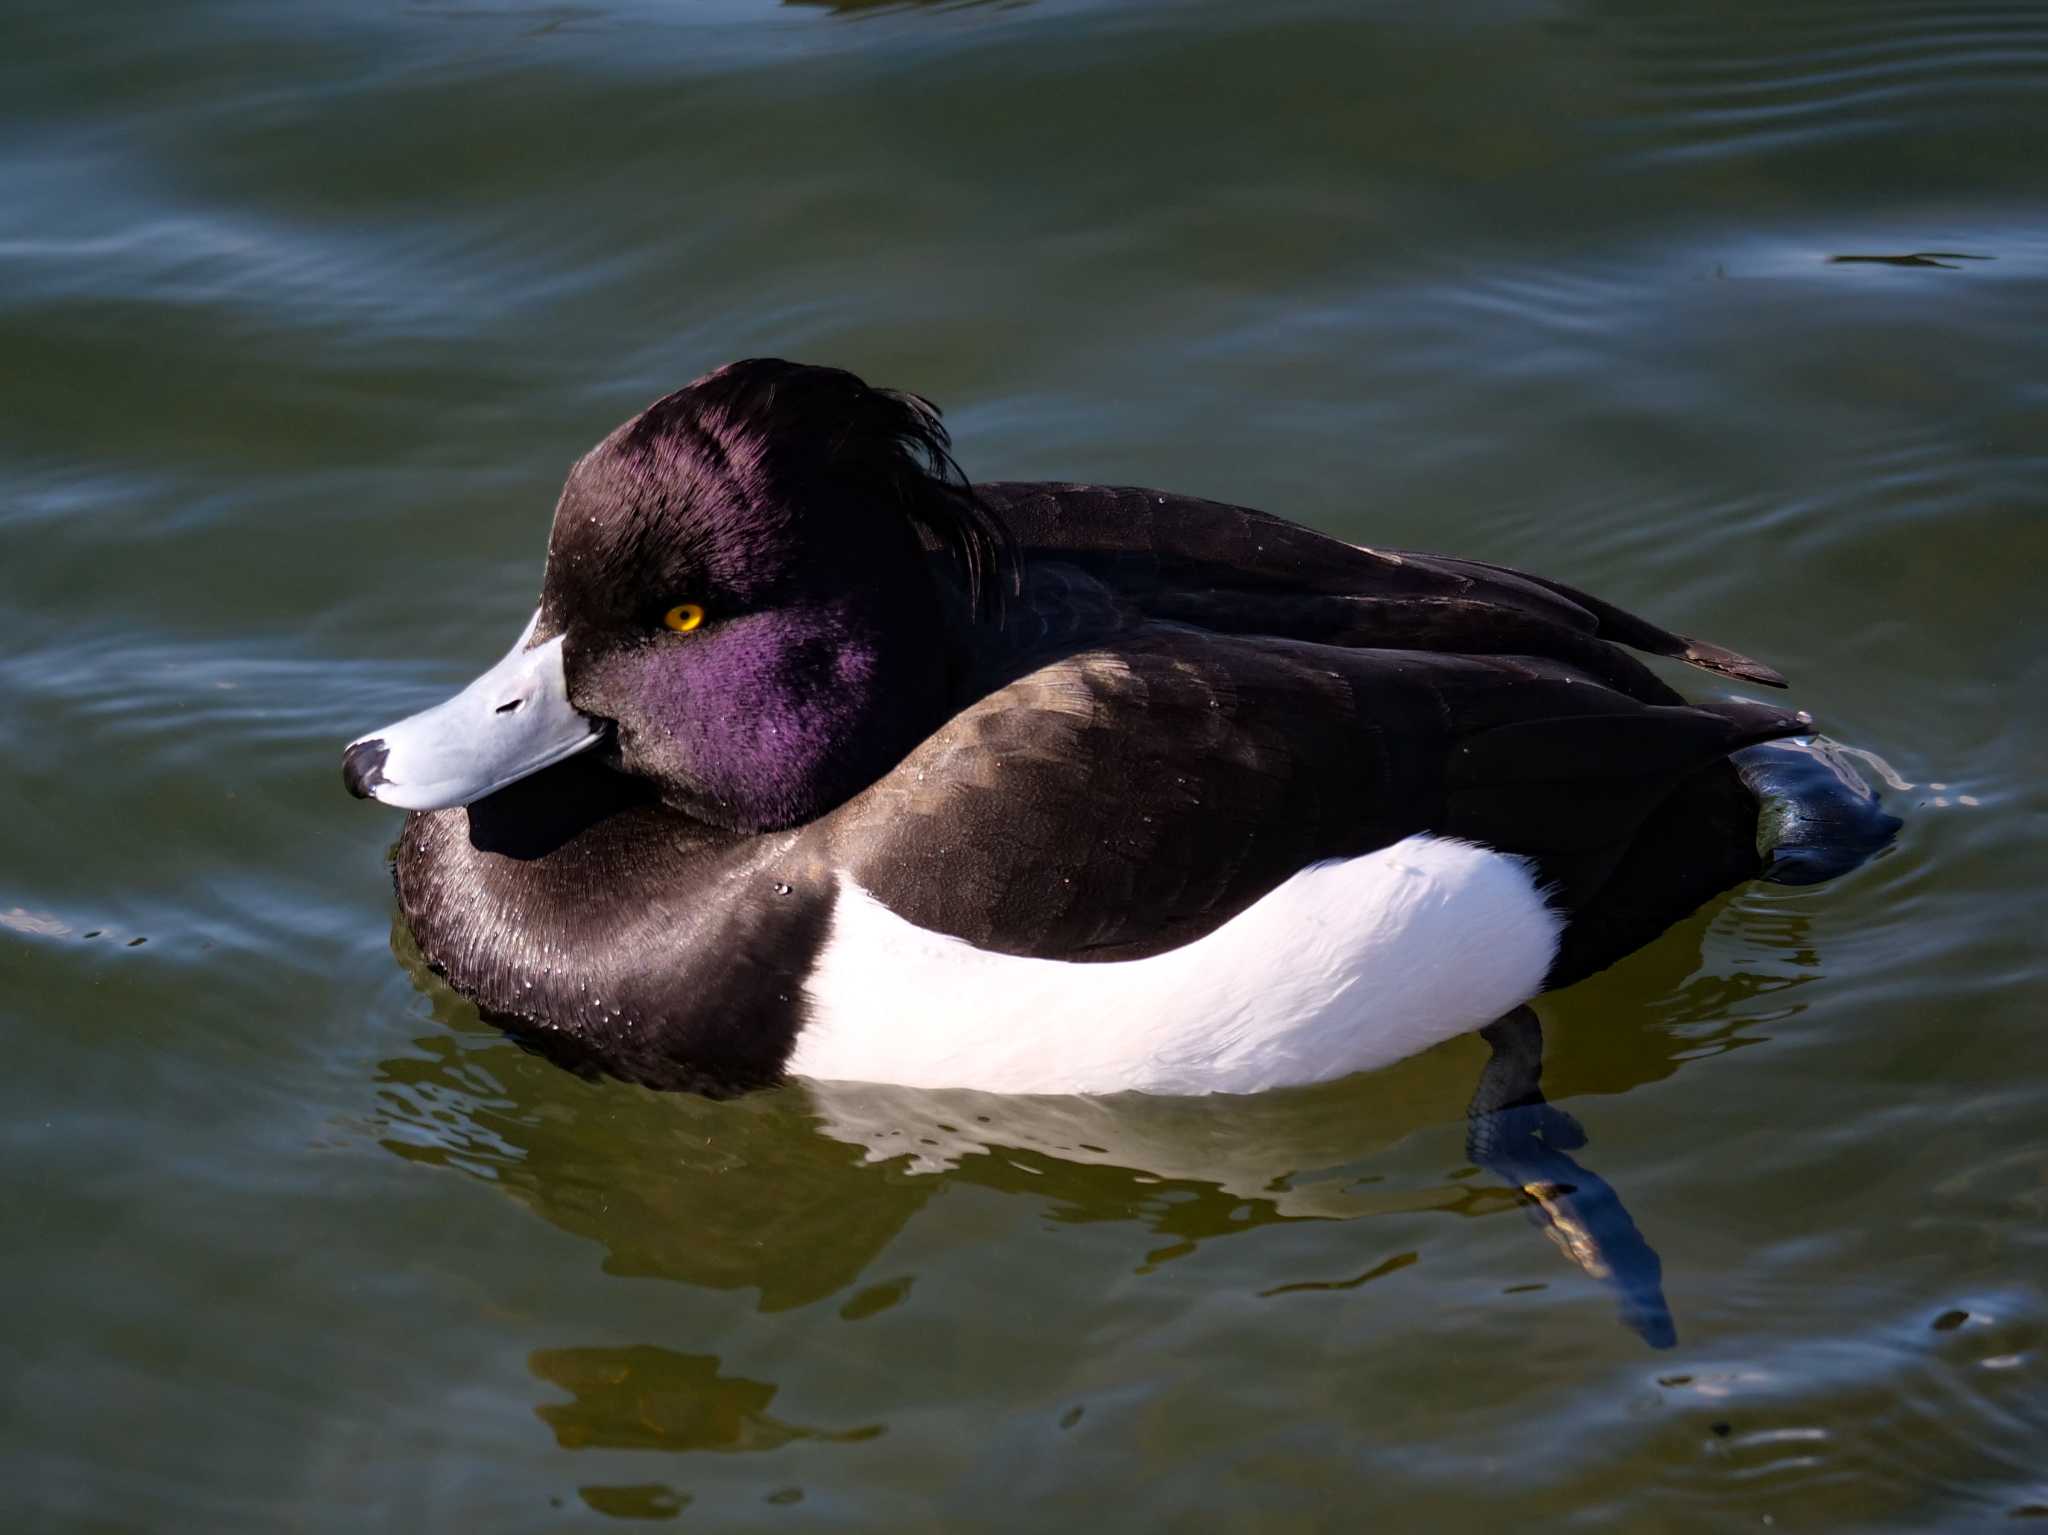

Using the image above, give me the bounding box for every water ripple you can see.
[1615,3,2048,163]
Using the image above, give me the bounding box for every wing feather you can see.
[821,623,1804,965]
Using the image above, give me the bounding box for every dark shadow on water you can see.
[784,0,1025,13]
[1828,252,1994,270]
[576,1483,689,1521]
[405,1,610,34]
[409,0,1027,24]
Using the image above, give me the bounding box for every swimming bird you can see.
[343,358,1893,1099]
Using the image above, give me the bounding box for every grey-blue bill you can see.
[343,609,602,811]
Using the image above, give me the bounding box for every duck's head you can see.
[343,359,1009,832]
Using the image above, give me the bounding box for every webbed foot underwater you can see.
[343,357,1896,1100]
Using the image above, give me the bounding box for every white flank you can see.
[791,834,1562,1096]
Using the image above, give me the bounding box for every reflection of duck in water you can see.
[346,359,1896,1339]
[807,1007,1679,1342]
[379,855,1869,1350]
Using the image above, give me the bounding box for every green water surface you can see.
[4,0,2046,1527]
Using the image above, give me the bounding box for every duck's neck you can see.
[393,755,831,1093]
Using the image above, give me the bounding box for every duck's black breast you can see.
[394,755,835,1095]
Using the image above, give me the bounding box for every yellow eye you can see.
[662,602,705,633]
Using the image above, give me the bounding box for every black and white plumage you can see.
[344,358,1888,1099]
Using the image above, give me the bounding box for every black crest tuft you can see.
[608,358,1017,622]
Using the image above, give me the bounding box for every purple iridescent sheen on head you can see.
[535,359,1013,831]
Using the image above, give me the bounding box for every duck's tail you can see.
[1733,736,1902,886]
